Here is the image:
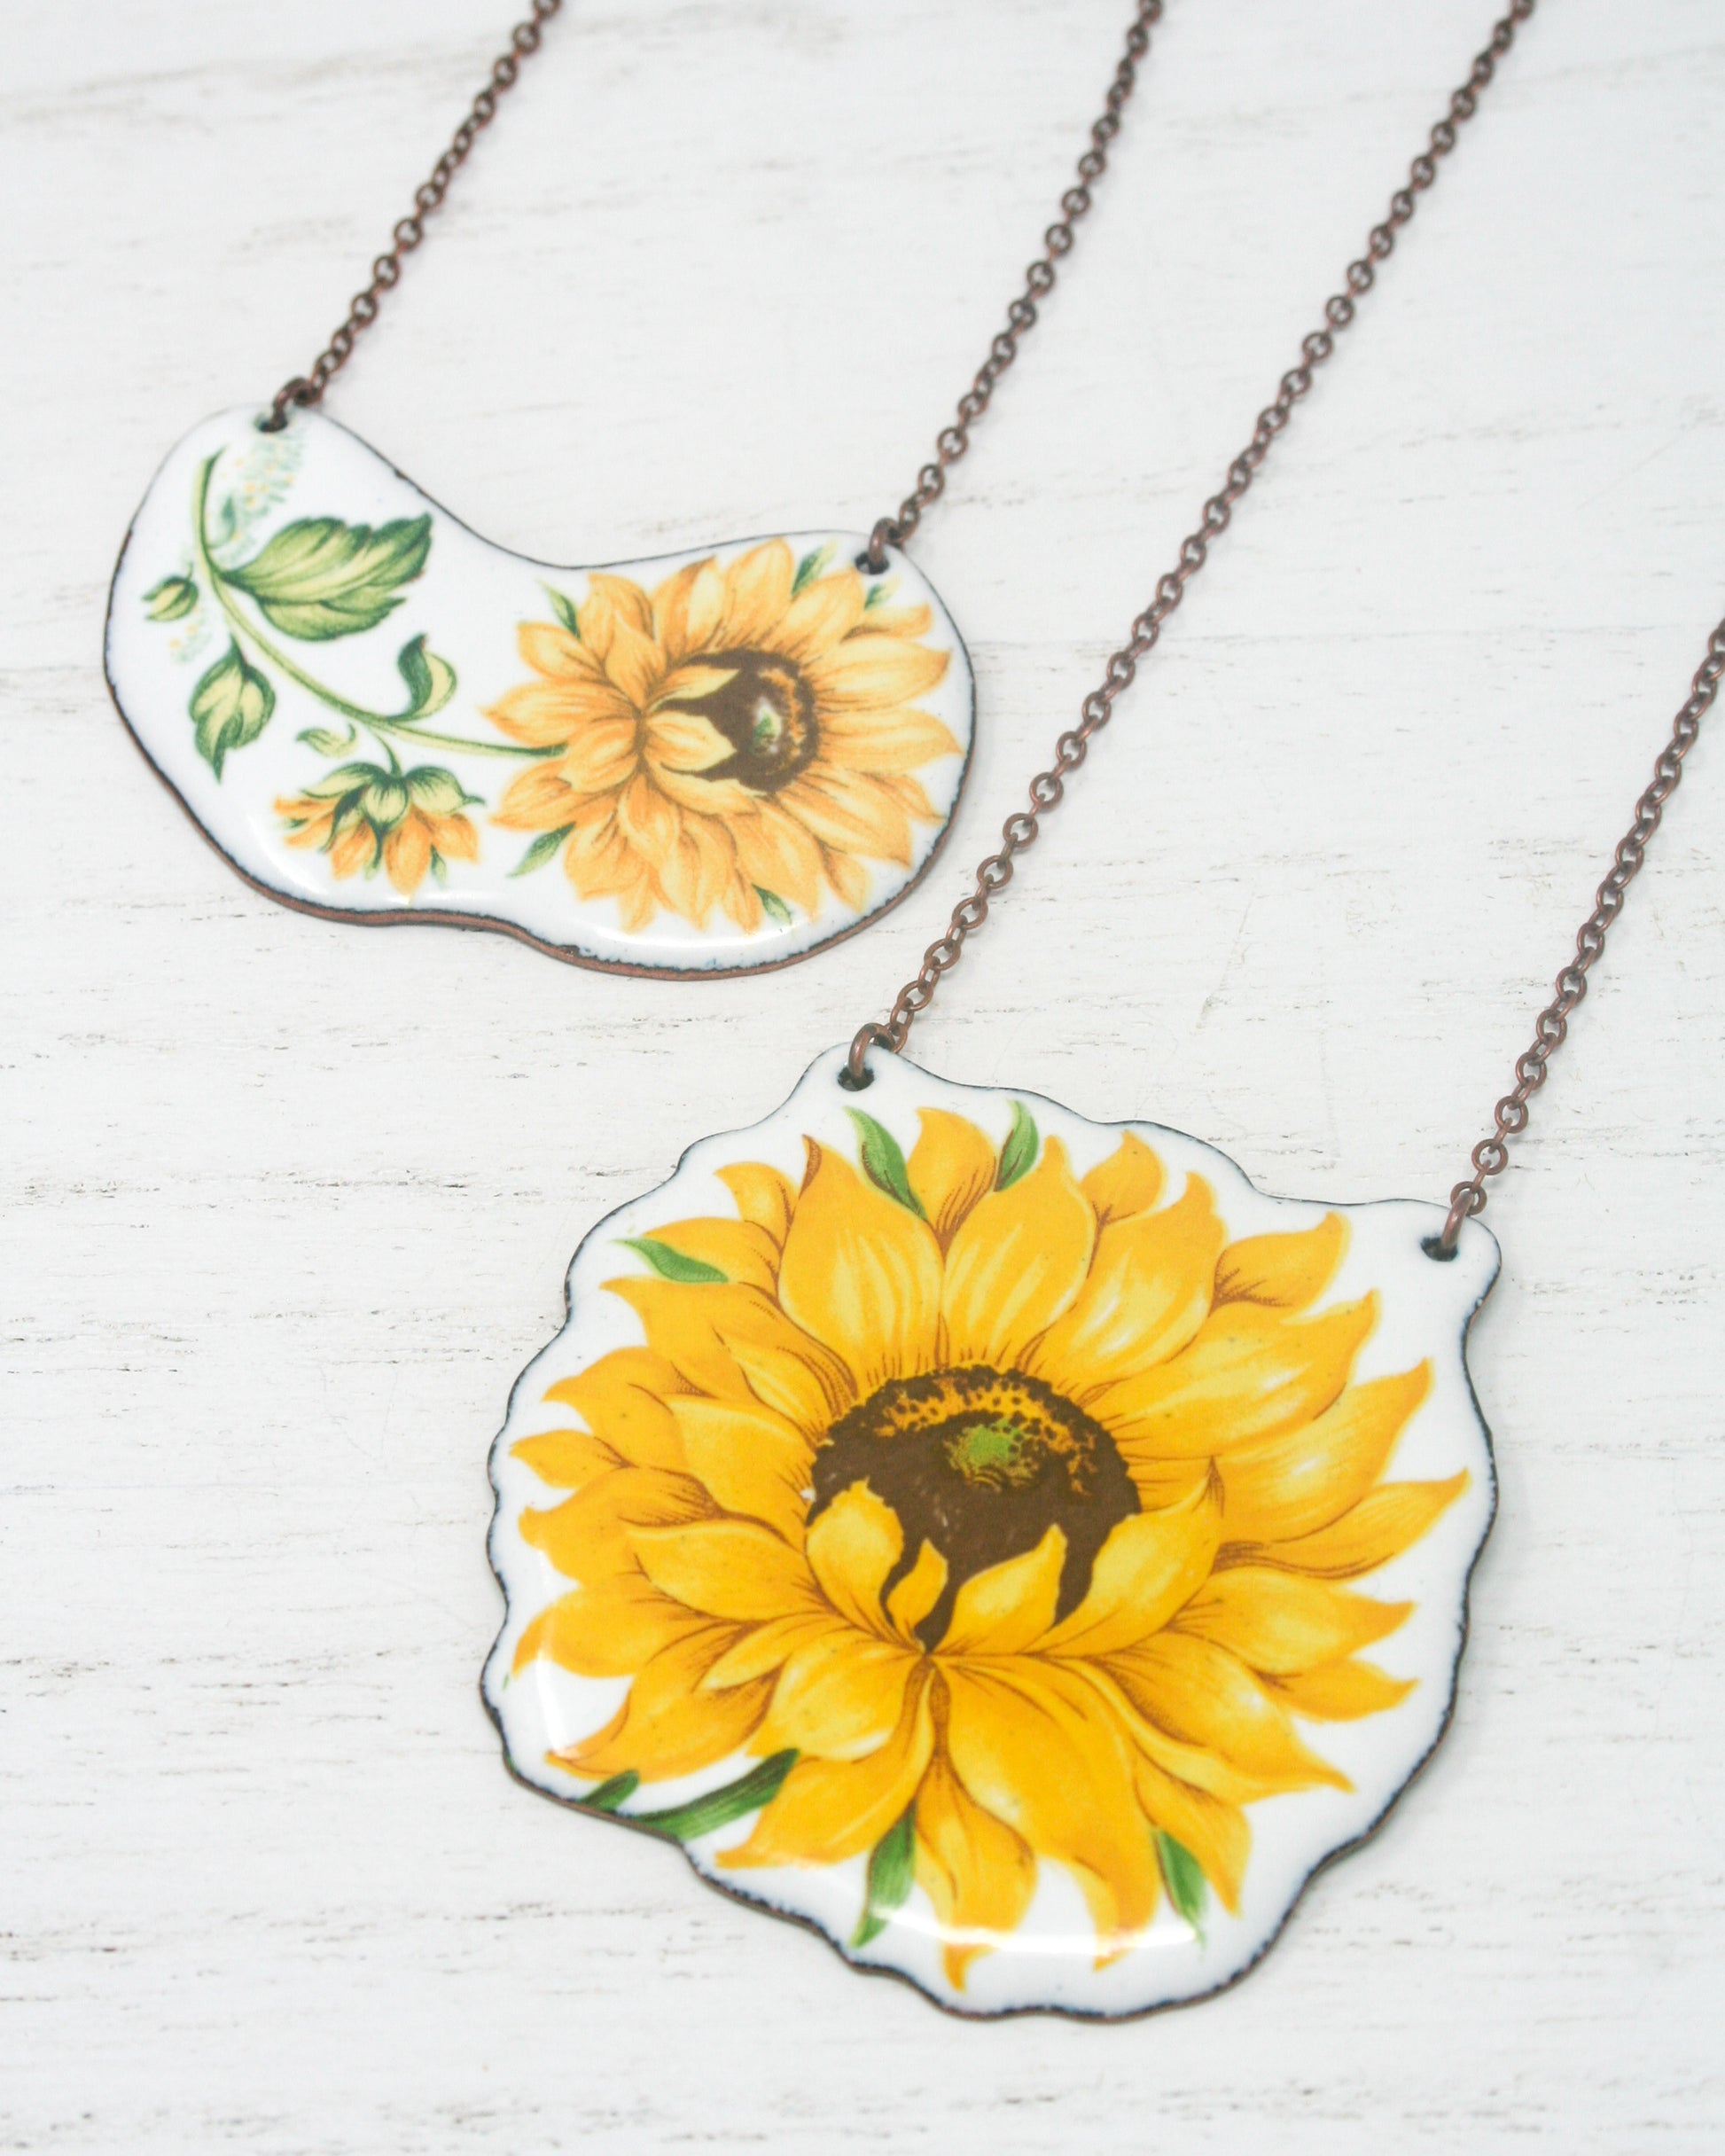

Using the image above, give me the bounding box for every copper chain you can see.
[848,0,1643,1254]
[862,1,1165,574]
[1427,621,1723,1252]
[260,0,1161,466]
[261,1,565,432]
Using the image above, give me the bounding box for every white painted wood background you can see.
[4,0,1721,2147]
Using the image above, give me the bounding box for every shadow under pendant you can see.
[484,1048,1497,2017]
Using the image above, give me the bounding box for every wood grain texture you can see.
[3,0,1721,2148]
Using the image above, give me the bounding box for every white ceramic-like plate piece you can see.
[106,410,974,975]
[486,1048,1498,2018]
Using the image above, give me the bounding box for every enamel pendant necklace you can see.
[487,0,1718,2017]
[104,1,1164,977]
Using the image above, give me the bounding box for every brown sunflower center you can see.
[678,648,817,793]
[809,1368,1140,1652]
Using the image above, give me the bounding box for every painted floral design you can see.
[277,762,480,896]
[488,543,959,932]
[506,1104,1464,1988]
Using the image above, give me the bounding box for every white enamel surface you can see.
[105,409,973,973]
[485,1049,1499,2018]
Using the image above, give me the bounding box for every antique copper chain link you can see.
[862,1,1164,574]
[261,0,1162,452]
[261,0,566,432]
[844,0,1712,1257]
[1428,621,1723,1252]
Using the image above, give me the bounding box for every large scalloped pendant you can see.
[485,1048,1498,2018]
[105,411,973,974]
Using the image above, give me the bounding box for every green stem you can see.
[622,1750,798,1841]
[191,453,557,761]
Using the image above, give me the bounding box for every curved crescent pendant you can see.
[485,1048,1499,2018]
[105,412,974,975]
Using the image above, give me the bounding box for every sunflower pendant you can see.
[486,1049,1498,2017]
[106,411,973,973]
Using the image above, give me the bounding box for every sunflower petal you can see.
[937,1528,1065,1657]
[1027,1176,1224,1402]
[715,1160,797,1249]
[1101,1294,1379,1460]
[755,1629,917,1762]
[729,802,826,916]
[816,706,961,774]
[1103,1633,1350,1797]
[1228,1472,1469,1579]
[1218,1363,1432,1542]
[580,572,655,660]
[1079,1134,1165,1225]
[1264,1658,1417,1720]
[632,1515,814,1624]
[651,557,726,658]
[805,636,949,712]
[1214,1213,1349,1311]
[644,1216,781,1294]
[886,1540,948,1646]
[914,1733,1037,1988]
[770,567,867,662]
[512,1566,699,1679]
[804,1484,904,1639]
[552,1623,772,1783]
[666,1394,814,1545]
[1131,1754,1250,1914]
[604,1277,853,1433]
[721,540,796,648]
[1174,1566,1411,1675]
[511,1426,621,1492]
[943,1659,1160,1953]
[777,1141,941,1396]
[1040,1486,1221,1660]
[721,1668,934,1870]
[519,1465,712,1585]
[941,1136,1095,1371]
[907,1110,997,1248]
[543,1348,688,1472]
[782,767,913,865]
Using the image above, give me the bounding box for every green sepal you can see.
[1156,1830,1208,1941]
[394,632,457,716]
[144,573,198,622]
[847,1109,925,1217]
[223,513,431,639]
[792,543,834,596]
[297,723,357,756]
[754,886,793,927]
[190,640,275,777]
[628,1751,797,1840]
[543,584,582,637]
[995,1101,1039,1191]
[862,576,894,611]
[584,1770,640,1816]
[620,1236,728,1285]
[511,826,574,877]
[404,765,479,814]
[852,1805,917,1949]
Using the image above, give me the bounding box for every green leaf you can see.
[584,1769,639,1815]
[296,723,357,756]
[190,640,275,777]
[1156,1831,1208,1940]
[995,1101,1039,1191]
[863,576,894,611]
[224,514,432,639]
[754,886,793,927]
[405,765,479,815]
[852,1806,917,1949]
[144,573,197,622]
[847,1110,925,1217]
[620,1236,728,1285]
[394,633,457,716]
[511,826,574,878]
[792,543,833,596]
[543,584,582,636]
[628,1751,797,1840]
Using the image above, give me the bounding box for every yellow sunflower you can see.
[510,1107,1464,1988]
[487,542,958,933]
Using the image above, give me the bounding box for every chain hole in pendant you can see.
[837,1065,874,1092]
[1419,1234,1460,1262]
